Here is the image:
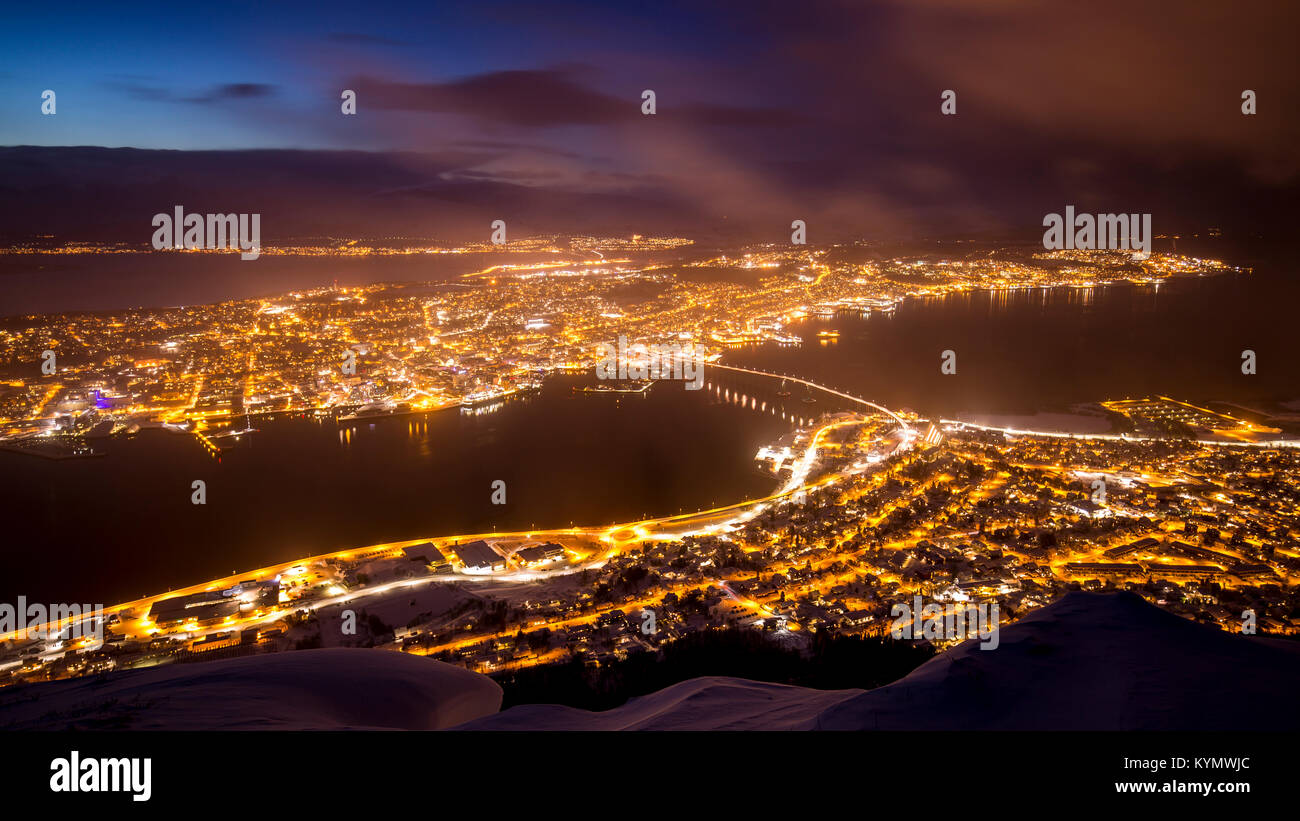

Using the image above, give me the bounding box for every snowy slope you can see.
[0,648,501,730]
[455,676,862,731]
[461,592,1300,731]
[809,591,1300,730]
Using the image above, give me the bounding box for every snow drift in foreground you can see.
[458,592,1300,731]
[0,648,501,730]
[459,677,862,731]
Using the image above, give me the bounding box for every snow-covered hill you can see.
[0,648,501,730]
[459,592,1300,731]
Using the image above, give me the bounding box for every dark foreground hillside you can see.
[461,592,1300,730]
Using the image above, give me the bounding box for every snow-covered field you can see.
[952,411,1114,434]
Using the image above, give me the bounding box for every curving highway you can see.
[3,365,911,648]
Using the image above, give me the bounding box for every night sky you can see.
[1,1,1297,244]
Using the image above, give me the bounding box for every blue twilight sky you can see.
[0,1,791,149]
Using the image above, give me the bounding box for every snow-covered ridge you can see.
[460,592,1300,731]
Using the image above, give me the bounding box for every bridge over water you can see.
[703,361,911,431]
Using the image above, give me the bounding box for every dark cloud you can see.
[349,69,800,128]
[110,81,276,104]
[351,69,623,126]
[0,146,703,244]
[190,83,276,102]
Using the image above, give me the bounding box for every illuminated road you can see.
[4,365,910,650]
[940,419,1300,449]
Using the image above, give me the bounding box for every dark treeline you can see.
[494,628,935,712]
